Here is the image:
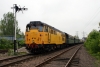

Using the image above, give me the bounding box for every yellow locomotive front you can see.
[25,21,66,53]
[25,21,45,52]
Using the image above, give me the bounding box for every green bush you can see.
[18,39,25,48]
[0,38,25,49]
[0,38,13,49]
[84,29,100,59]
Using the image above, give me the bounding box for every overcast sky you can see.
[0,0,100,39]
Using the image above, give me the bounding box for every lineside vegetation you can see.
[0,39,25,49]
[84,29,100,60]
[0,12,25,50]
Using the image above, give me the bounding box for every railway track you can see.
[0,45,81,67]
[65,45,81,67]
[35,44,82,67]
[0,54,33,67]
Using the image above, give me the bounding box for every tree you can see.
[0,12,25,49]
[0,12,23,38]
[84,29,100,53]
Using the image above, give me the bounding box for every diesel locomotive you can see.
[25,21,82,53]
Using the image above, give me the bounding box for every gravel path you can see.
[79,46,98,67]
[18,47,29,53]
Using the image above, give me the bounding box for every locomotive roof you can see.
[28,21,64,33]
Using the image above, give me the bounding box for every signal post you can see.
[11,4,28,54]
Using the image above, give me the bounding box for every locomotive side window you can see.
[54,30,56,35]
[46,26,48,32]
[44,26,48,32]
[51,29,53,34]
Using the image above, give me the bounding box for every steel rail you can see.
[35,45,79,67]
[0,54,30,63]
[0,54,32,67]
[65,45,82,67]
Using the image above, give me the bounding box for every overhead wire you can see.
[79,7,100,38]
[83,7,100,31]
[86,23,99,33]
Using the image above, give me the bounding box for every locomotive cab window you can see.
[29,24,43,32]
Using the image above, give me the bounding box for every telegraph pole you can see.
[11,4,28,54]
[77,31,78,37]
[83,31,85,37]
[76,31,78,38]
[82,31,85,42]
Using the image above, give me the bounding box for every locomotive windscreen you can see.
[26,21,44,32]
[30,21,43,26]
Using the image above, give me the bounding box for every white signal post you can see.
[11,4,28,54]
[11,4,17,54]
[14,5,17,53]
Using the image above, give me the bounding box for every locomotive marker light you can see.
[11,4,28,54]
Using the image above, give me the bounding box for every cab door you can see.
[43,25,49,44]
[48,27,51,44]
